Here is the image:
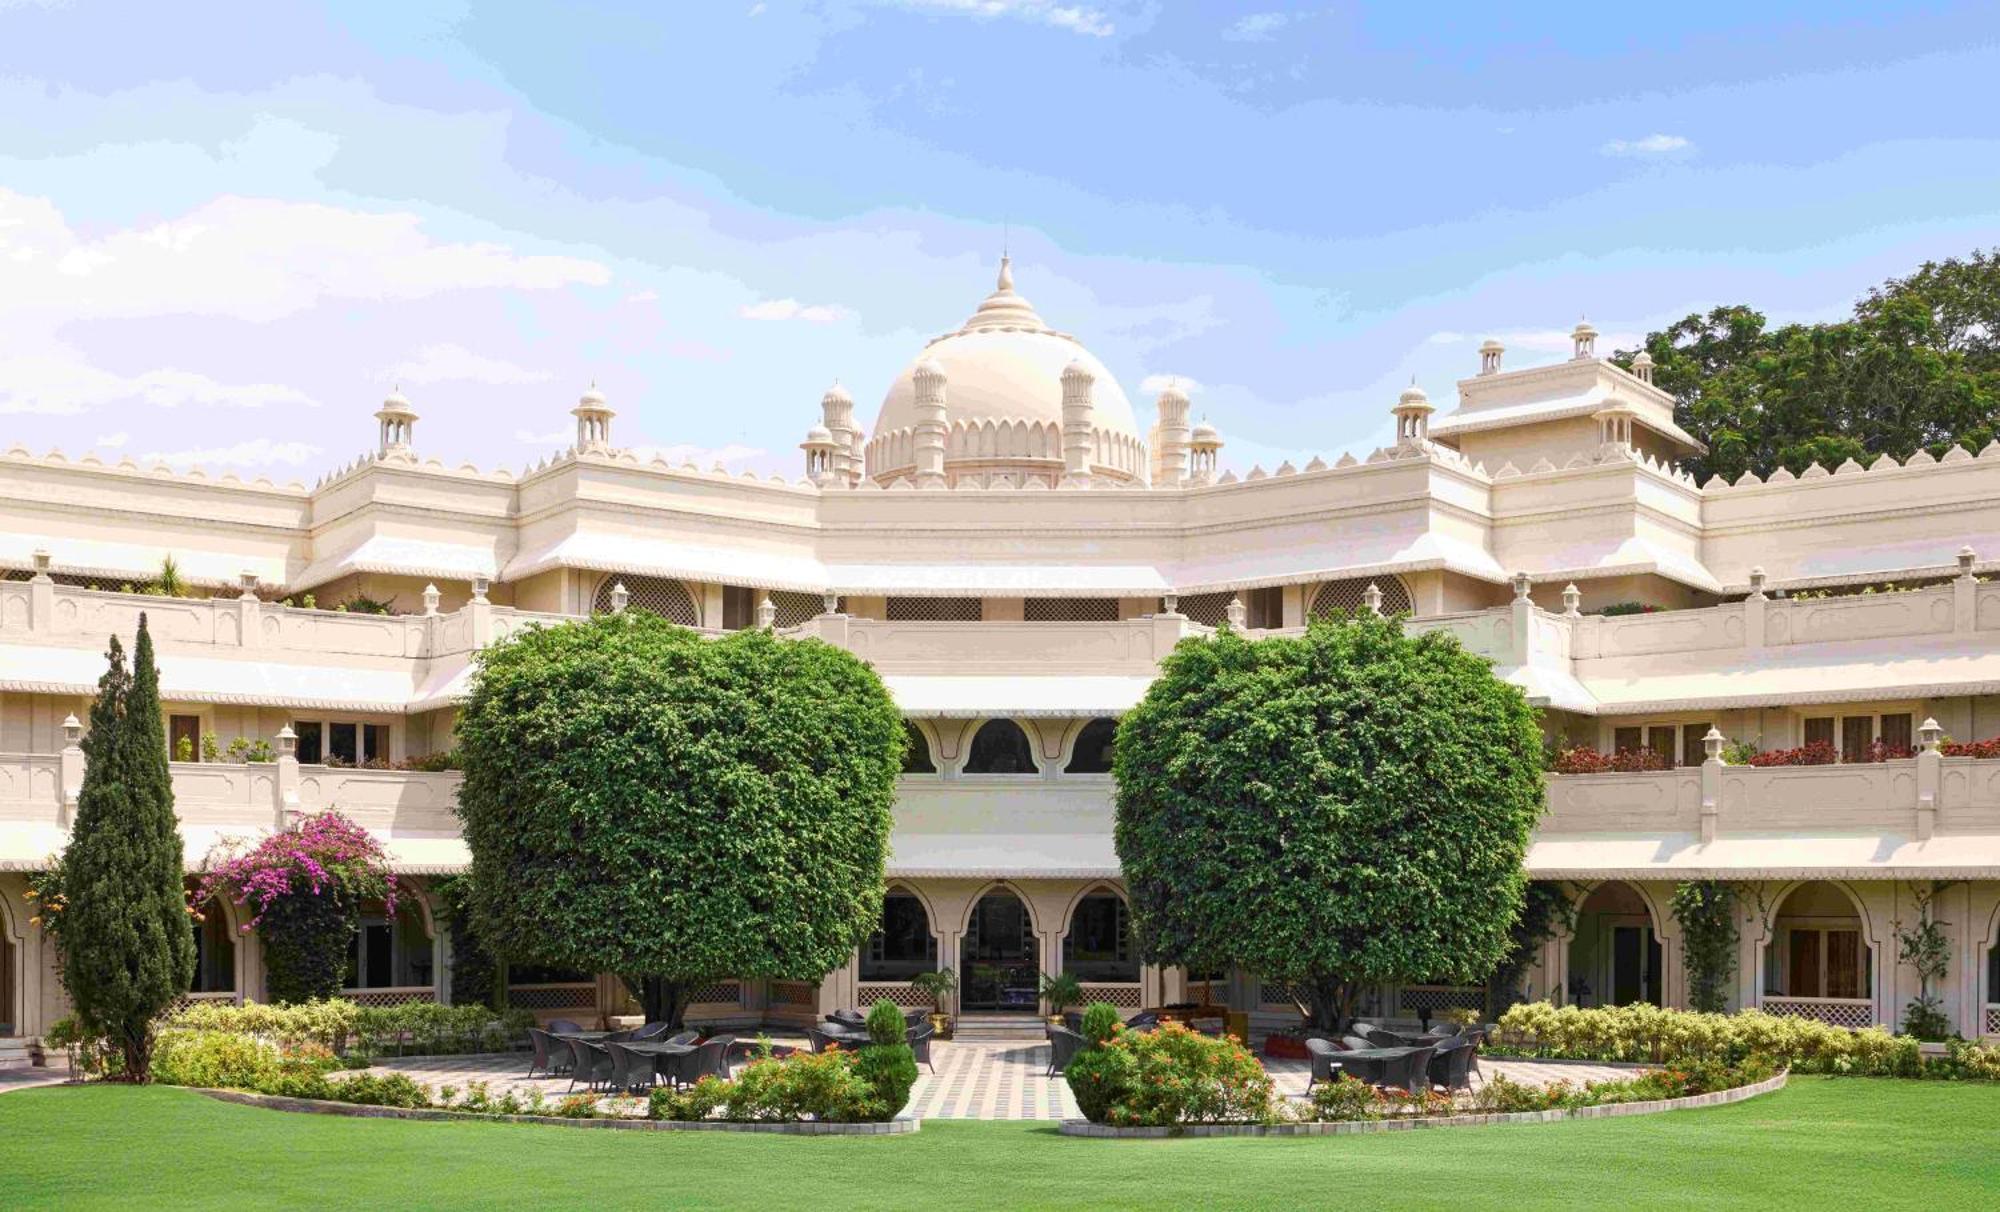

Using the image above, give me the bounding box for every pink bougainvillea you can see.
[199,809,396,930]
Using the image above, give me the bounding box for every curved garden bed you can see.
[1059,1068,1787,1138]
[199,1088,920,1135]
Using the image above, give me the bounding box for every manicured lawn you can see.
[3,1078,1996,1210]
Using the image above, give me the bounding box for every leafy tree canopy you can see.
[454,613,903,1026]
[1112,614,1545,1032]
[1618,249,2000,481]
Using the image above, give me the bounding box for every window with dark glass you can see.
[860,893,937,980]
[1612,726,1642,754]
[1063,894,1138,982]
[1841,715,1874,759]
[364,724,389,765]
[169,714,201,762]
[1647,725,1677,761]
[330,722,359,765]
[901,721,936,774]
[295,721,323,764]
[1681,723,1713,768]
[1064,718,1118,774]
[722,585,755,630]
[1879,713,1913,753]
[964,719,1036,774]
[1803,717,1835,748]
[1246,586,1283,629]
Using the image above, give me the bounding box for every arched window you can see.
[901,721,937,774]
[1310,575,1412,619]
[1063,892,1138,983]
[1064,718,1118,774]
[964,719,1037,774]
[593,575,701,626]
[861,891,937,980]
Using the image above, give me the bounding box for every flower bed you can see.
[162,998,533,1058]
[1494,1002,2000,1079]
[1065,1008,1277,1127]
[650,1003,918,1125]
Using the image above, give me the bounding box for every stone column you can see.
[58,714,83,828]
[275,725,300,828]
[912,360,949,488]
[1060,359,1096,485]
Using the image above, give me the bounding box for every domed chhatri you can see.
[864,257,1147,487]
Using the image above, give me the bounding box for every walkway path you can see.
[381,1042,1634,1121]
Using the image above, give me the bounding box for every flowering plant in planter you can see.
[1746,741,1839,767]
[199,810,396,1004]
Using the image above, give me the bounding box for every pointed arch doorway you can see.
[961,888,1038,1013]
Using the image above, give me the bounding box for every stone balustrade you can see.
[1543,722,2000,842]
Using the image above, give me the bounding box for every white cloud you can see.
[738,297,854,324]
[1139,373,1201,395]
[387,343,552,386]
[140,437,322,468]
[1223,12,1290,41]
[0,188,611,331]
[0,351,317,414]
[1601,133,1693,157]
[880,1,1114,38]
[95,431,129,449]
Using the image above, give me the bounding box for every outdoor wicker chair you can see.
[905,1021,935,1074]
[548,1019,584,1035]
[1340,1034,1375,1052]
[1465,1026,1492,1082]
[1375,1044,1437,1098]
[1363,1027,1413,1048]
[627,1022,670,1043]
[1046,1025,1086,1076]
[526,1027,566,1078]
[1123,1011,1160,1032]
[1425,1022,1464,1038]
[667,1029,700,1046]
[567,1038,614,1093]
[1303,1037,1346,1093]
[829,1008,867,1027]
[668,1038,731,1088]
[606,1041,653,1094]
[1427,1036,1475,1094]
[807,1026,835,1054]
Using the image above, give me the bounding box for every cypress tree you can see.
[59,615,195,1080]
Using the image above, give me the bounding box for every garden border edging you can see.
[197,1088,920,1134]
[1057,1070,1787,1138]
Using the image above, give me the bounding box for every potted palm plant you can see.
[1039,971,1084,1028]
[912,967,957,1039]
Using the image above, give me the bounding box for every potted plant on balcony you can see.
[912,967,957,1039]
[1039,971,1084,1028]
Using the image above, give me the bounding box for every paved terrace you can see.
[377,1040,1632,1121]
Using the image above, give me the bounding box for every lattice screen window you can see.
[1310,575,1412,619]
[770,591,839,629]
[1023,597,1118,622]
[887,596,983,621]
[592,574,700,626]
[1176,591,1234,627]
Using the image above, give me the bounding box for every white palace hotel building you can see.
[4,259,2000,1061]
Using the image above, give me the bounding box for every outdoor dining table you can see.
[1328,1046,1417,1084]
[553,1030,616,1041]
[620,1041,698,1086]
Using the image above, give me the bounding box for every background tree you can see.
[55,617,195,1080]
[1617,248,1999,481]
[454,613,903,1027]
[1113,614,1545,1033]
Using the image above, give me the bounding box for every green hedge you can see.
[1496,1002,2000,1079]
[162,998,534,1057]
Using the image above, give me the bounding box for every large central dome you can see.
[864,258,1147,485]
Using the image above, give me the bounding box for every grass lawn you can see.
[3,1077,1996,1210]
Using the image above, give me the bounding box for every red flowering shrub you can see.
[1942,735,2000,759]
[1847,741,1914,763]
[1746,741,1839,767]
[1549,746,1668,774]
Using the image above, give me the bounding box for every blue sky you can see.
[2,1,1997,477]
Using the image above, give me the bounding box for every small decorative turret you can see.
[1060,358,1096,483]
[1630,349,1655,385]
[912,359,949,487]
[1392,380,1434,453]
[819,381,860,486]
[572,381,615,454]
[1188,419,1222,485]
[1594,399,1638,460]
[800,424,839,484]
[1478,338,1505,376]
[1571,318,1598,361]
[375,387,417,458]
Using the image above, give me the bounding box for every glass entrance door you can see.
[1612,926,1663,1006]
[961,891,1037,1012]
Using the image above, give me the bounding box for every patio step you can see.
[950,1014,1049,1043]
[0,1038,43,1069]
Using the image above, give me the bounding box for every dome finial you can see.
[997,252,1014,293]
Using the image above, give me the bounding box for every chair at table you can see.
[567,1038,614,1093]
[1363,1027,1414,1048]
[807,1026,836,1054]
[905,1022,935,1074]
[828,1009,867,1028]
[1425,1022,1464,1038]
[606,1042,653,1094]
[1339,1035,1375,1052]
[548,1019,584,1035]
[1303,1037,1346,1093]
[526,1027,565,1078]
[629,1021,671,1042]
[1123,1011,1160,1033]
[1046,1025,1086,1077]
[1375,1045,1437,1098]
[1428,1037,1475,1095]
[667,1038,730,1088]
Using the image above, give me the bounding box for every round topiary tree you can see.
[1113,613,1545,1033]
[454,613,903,1027]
